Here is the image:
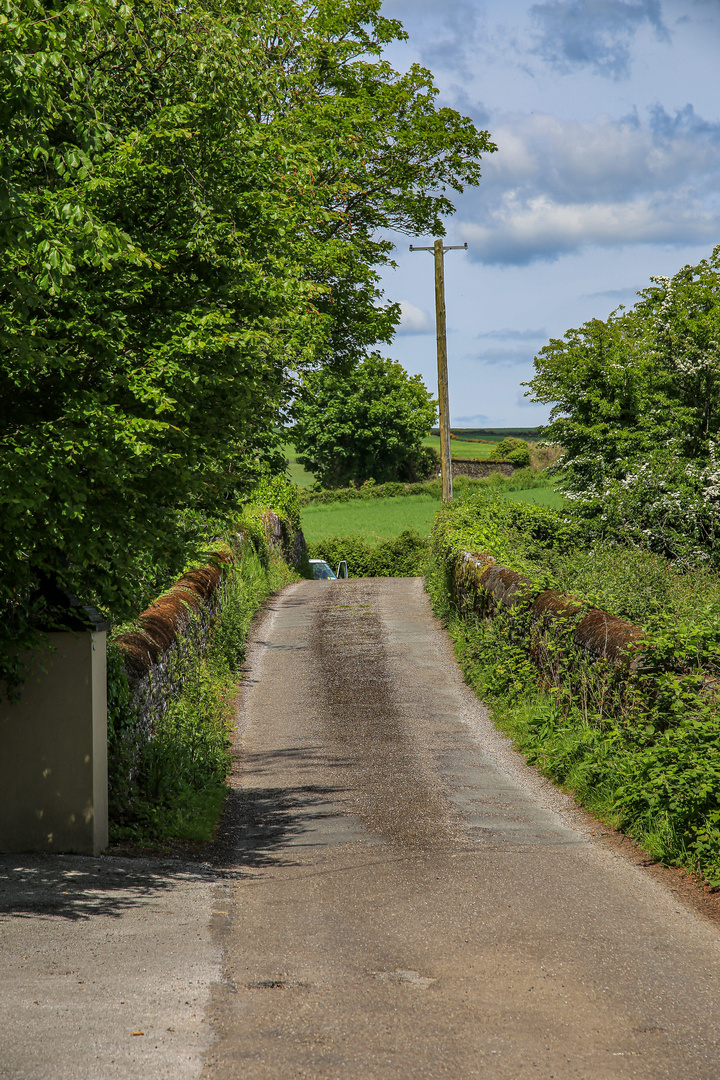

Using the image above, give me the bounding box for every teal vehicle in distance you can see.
[309,559,348,580]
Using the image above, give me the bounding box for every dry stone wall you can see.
[451,459,514,479]
[113,550,234,739]
[452,550,643,667]
[112,512,307,737]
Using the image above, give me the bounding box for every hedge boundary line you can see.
[452,550,644,667]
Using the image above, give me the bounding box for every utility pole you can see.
[409,239,467,502]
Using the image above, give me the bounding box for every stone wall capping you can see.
[454,549,644,667]
[110,513,306,744]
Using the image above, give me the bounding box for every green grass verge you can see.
[433,597,720,887]
[425,495,720,887]
[108,552,297,845]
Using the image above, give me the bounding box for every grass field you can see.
[282,443,316,487]
[422,435,495,459]
[503,486,566,510]
[302,486,565,543]
[302,494,439,543]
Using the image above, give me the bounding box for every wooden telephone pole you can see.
[409,239,467,502]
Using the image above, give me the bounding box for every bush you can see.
[308,530,429,577]
[490,437,531,467]
[528,246,720,566]
[292,355,437,487]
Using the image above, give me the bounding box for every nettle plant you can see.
[528,246,720,565]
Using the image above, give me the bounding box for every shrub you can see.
[308,530,429,577]
[490,437,531,467]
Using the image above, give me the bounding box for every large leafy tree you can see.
[528,246,720,564]
[0,0,494,670]
[292,355,437,486]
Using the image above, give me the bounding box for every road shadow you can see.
[0,854,216,922]
[211,745,353,869]
[0,746,349,921]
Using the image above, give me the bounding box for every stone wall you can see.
[452,550,643,667]
[451,459,514,479]
[113,512,307,734]
[113,550,234,738]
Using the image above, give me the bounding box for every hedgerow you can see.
[308,530,429,577]
[300,468,555,506]
[428,494,720,885]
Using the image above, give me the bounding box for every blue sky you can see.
[378,0,720,426]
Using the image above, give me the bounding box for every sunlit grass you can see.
[302,485,565,543]
[303,494,439,542]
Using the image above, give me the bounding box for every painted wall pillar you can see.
[0,632,108,856]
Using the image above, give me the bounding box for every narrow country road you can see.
[202,577,720,1079]
[3,576,720,1079]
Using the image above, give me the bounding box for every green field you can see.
[423,434,493,459]
[503,486,566,510]
[302,486,565,543]
[302,494,439,543]
[424,429,540,461]
[282,443,316,487]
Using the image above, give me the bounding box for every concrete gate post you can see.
[0,631,108,856]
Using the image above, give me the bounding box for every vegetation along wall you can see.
[427,492,720,887]
[106,506,307,847]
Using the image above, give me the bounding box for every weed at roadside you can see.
[108,552,295,845]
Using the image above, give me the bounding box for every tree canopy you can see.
[528,246,720,565]
[0,0,495,672]
[292,355,437,486]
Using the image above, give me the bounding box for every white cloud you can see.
[453,414,490,424]
[470,345,539,365]
[464,192,720,264]
[477,327,547,340]
[458,107,720,264]
[397,300,433,334]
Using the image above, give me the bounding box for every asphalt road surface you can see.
[202,577,720,1079]
[3,576,720,1079]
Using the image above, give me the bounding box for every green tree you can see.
[1,0,494,683]
[527,246,720,564]
[490,437,531,467]
[292,355,437,486]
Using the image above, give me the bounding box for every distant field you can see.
[282,443,315,487]
[422,435,494,460]
[302,494,438,543]
[433,427,542,441]
[424,429,540,461]
[503,486,566,510]
[302,486,565,543]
